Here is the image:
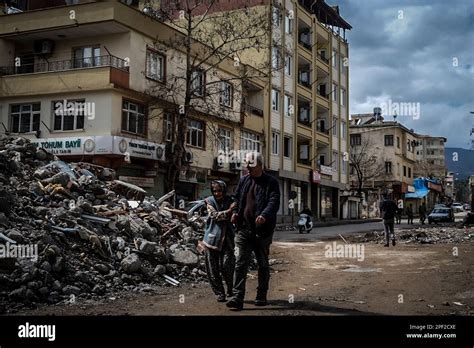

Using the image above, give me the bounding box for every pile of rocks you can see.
[349,226,474,245]
[0,136,207,313]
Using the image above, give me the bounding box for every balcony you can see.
[297,137,312,167]
[0,55,130,96]
[317,84,328,99]
[0,55,129,76]
[298,96,311,126]
[243,103,264,117]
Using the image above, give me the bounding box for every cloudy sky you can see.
[335,0,473,149]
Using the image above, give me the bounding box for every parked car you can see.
[428,207,455,224]
[183,200,208,220]
[451,203,464,213]
[463,203,471,211]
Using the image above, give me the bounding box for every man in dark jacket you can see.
[380,194,397,247]
[226,152,280,310]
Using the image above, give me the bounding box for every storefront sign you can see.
[320,165,334,176]
[32,136,163,160]
[311,170,321,184]
[428,182,442,192]
[119,176,155,188]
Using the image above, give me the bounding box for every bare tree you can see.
[140,0,283,190]
[349,136,385,199]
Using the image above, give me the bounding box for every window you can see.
[272,6,280,27]
[10,103,40,133]
[191,69,205,96]
[332,151,338,171]
[332,83,338,102]
[340,120,346,139]
[219,81,233,108]
[332,117,337,136]
[122,100,146,135]
[407,140,411,152]
[397,136,400,148]
[398,163,400,176]
[271,131,279,155]
[350,134,362,146]
[408,167,411,178]
[385,161,392,174]
[284,136,292,158]
[384,135,394,146]
[146,48,165,82]
[285,12,293,34]
[218,128,232,152]
[284,55,292,75]
[319,154,325,166]
[241,130,261,152]
[164,112,173,142]
[340,54,346,73]
[284,94,292,117]
[350,134,361,146]
[403,165,406,177]
[340,88,346,106]
[272,46,280,69]
[272,88,280,111]
[342,158,347,174]
[186,119,204,148]
[73,46,100,68]
[332,49,337,68]
[53,99,85,131]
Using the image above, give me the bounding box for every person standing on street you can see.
[419,202,427,225]
[226,152,280,310]
[380,194,398,247]
[202,180,237,302]
[406,204,414,224]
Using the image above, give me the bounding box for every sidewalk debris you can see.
[0,135,207,313]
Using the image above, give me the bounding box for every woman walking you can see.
[202,180,236,302]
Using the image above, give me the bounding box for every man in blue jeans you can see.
[227,152,280,310]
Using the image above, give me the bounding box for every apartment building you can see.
[179,0,352,220]
[0,0,265,200]
[414,135,447,180]
[349,110,419,216]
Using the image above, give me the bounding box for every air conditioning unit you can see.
[33,40,55,56]
[230,161,242,172]
[213,157,224,170]
[184,150,194,164]
[156,144,166,161]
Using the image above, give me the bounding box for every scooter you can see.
[297,213,313,233]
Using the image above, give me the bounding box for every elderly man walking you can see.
[226,152,280,310]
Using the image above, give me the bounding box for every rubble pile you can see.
[0,136,207,313]
[349,226,474,245]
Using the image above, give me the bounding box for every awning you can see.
[405,190,429,199]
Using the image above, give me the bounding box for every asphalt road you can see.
[274,212,468,242]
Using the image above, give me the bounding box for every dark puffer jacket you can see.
[232,172,280,235]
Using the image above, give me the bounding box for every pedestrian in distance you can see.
[419,202,427,225]
[226,152,280,311]
[406,204,414,224]
[202,180,237,302]
[395,207,402,224]
[380,193,398,247]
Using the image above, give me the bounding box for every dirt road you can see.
[15,237,473,316]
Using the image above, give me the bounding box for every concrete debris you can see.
[350,225,474,245]
[0,136,207,313]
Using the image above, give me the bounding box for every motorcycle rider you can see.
[299,206,313,229]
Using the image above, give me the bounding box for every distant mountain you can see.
[445,147,474,180]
